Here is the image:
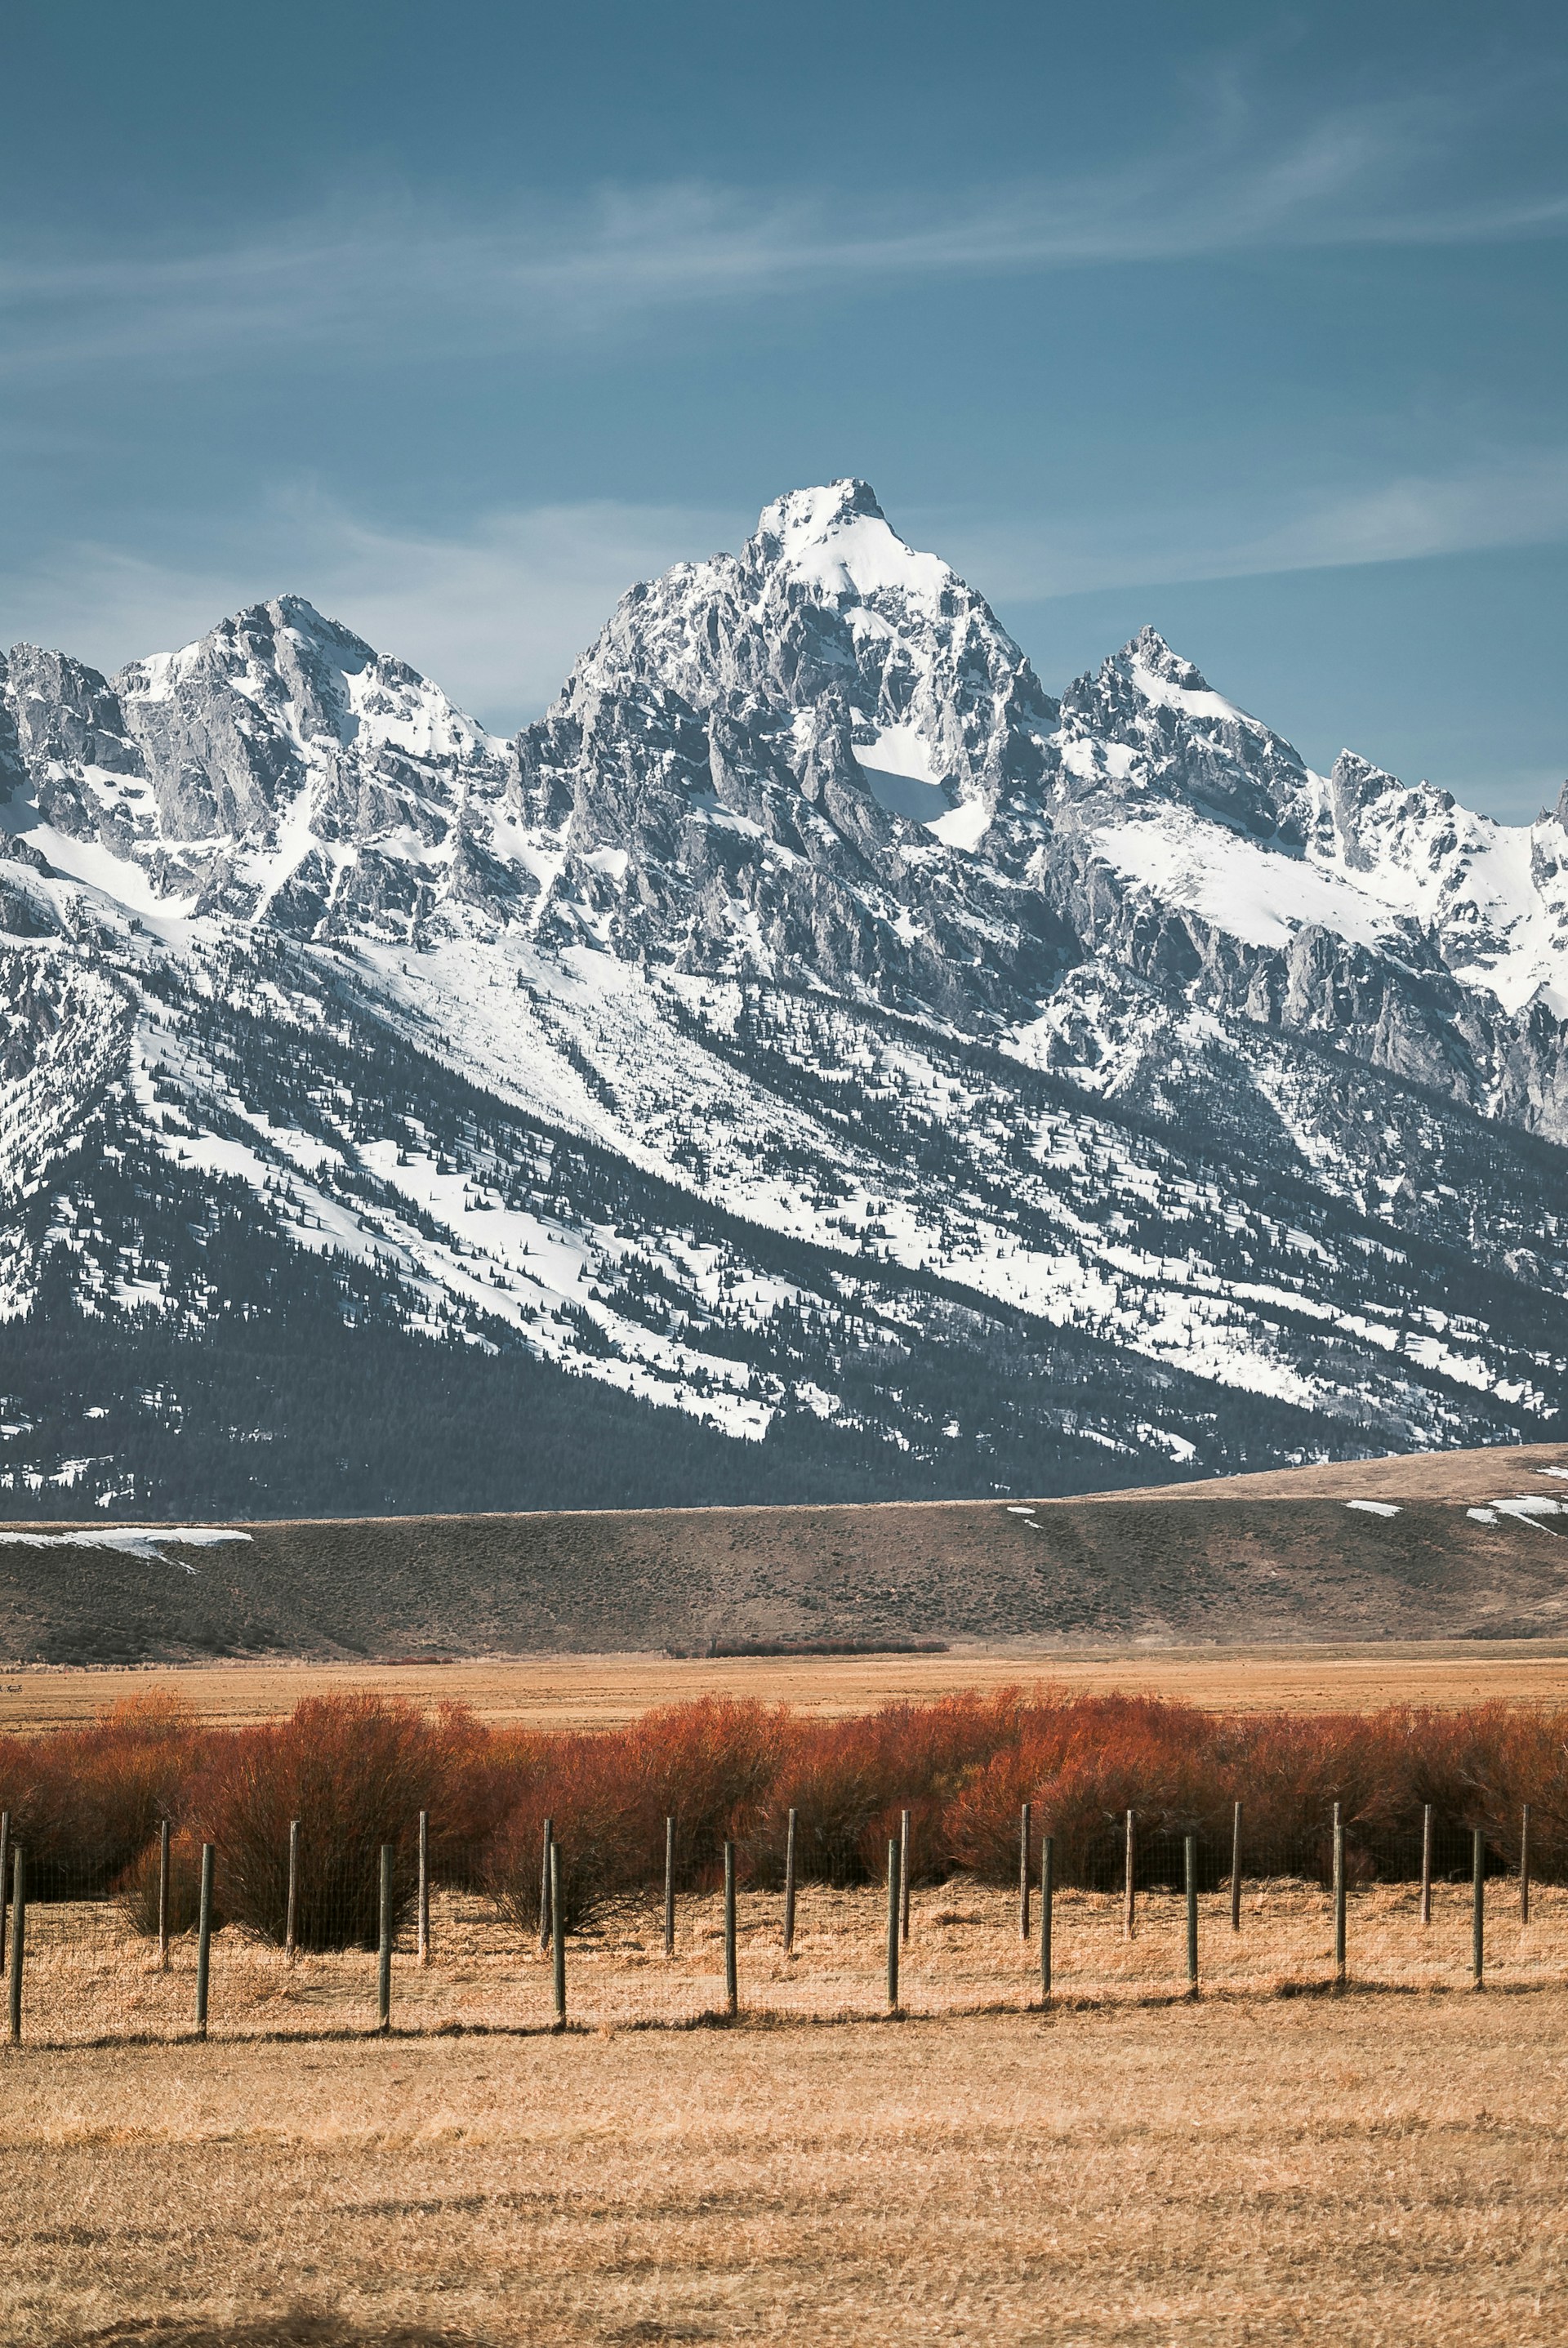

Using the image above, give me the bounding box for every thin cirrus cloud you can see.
[2,94,1564,377]
[945,449,1568,604]
[0,496,743,732]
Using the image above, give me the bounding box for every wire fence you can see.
[0,1802,1557,2047]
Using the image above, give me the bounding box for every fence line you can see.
[0,1807,1560,2050]
[7,1842,23,2044]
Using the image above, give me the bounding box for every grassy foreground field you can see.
[15,1878,1568,2040]
[6,1986,1566,2346]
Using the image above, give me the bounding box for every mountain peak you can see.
[753,477,885,548]
[114,596,381,707]
[745,479,957,615]
[214,594,376,666]
[1062,626,1238,729]
[1112,626,1216,697]
[1331,748,1398,793]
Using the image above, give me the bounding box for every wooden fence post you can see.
[0,1810,10,1973]
[1332,1805,1346,1988]
[723,1841,738,2019]
[540,1817,555,1954]
[7,1844,23,2045]
[664,1816,676,1958]
[900,1808,911,1944]
[377,1844,394,2033]
[1419,1803,1432,1930]
[782,1811,796,1955]
[416,1811,430,1967]
[1018,1802,1031,1940]
[1123,1809,1136,1940]
[195,1842,215,2040]
[550,1842,566,2026]
[1229,1802,1242,1934]
[158,1820,172,1972]
[1040,1834,1054,2005]
[284,1819,300,1964]
[1185,1834,1199,1994]
[1520,1803,1531,1929]
[886,1838,901,2012]
[1472,1828,1485,1989]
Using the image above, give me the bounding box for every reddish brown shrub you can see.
[2,1686,1566,1928]
[483,1730,644,1934]
[1414,1703,1568,1874]
[412,1701,523,1886]
[117,1826,214,1938]
[0,1694,205,1896]
[185,1695,460,1949]
[625,1698,787,1886]
[751,1720,894,1887]
[1218,1710,1415,1879]
[751,1691,1026,1886]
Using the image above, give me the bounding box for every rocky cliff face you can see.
[0,482,1565,1515]
[1,596,510,934]
[503,483,1568,1139]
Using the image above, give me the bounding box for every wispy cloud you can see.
[938,449,1568,604]
[1,89,1562,380]
[0,491,741,729]
[1230,451,1568,575]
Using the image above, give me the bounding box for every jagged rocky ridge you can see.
[1,479,1566,1515]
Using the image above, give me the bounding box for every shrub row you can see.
[0,1689,1563,1946]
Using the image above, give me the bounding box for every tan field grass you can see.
[12,1877,1562,2046]
[9,1639,1568,1736]
[3,1984,1567,2345]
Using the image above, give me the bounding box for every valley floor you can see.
[8,1637,1568,1736]
[5,1973,1566,2346]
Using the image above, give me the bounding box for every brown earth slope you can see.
[4,1441,1568,1665]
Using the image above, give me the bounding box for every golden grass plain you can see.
[9,1638,1568,1738]
[11,1878,1566,2044]
[11,1611,1568,2344]
[4,1927,1566,2346]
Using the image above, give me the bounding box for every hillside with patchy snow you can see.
[0,480,1566,1516]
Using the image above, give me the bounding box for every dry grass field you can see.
[4,1958,1566,2345]
[10,1637,1568,1737]
[9,1443,1568,2343]
[9,1706,1568,2341]
[12,1877,1565,2044]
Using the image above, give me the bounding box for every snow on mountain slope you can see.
[1304,754,1568,1018]
[0,483,1566,1513]
[1092,809,1401,956]
[1083,730,1568,1027]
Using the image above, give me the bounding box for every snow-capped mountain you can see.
[2,479,1566,1517]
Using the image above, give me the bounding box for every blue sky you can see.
[2,0,1565,814]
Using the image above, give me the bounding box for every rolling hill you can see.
[5,1441,1568,1664]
